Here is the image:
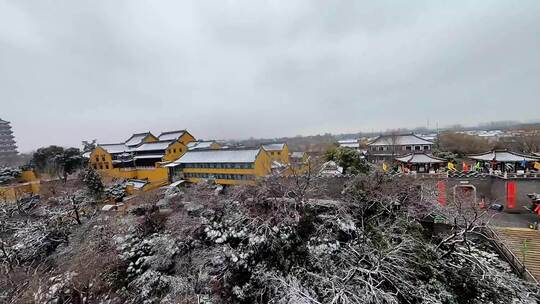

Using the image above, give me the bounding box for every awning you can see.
[164,162,181,168]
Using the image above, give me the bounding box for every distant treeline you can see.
[234,120,540,153]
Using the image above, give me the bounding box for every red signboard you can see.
[506,181,516,209]
[437,181,446,206]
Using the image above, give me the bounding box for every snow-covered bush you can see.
[105,182,127,202]
[0,166,21,184]
[2,172,539,304]
[79,167,104,198]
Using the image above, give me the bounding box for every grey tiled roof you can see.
[395,153,446,164]
[467,150,539,162]
[262,143,286,151]
[125,132,154,147]
[187,141,217,150]
[158,130,187,141]
[174,148,261,164]
[368,134,433,146]
[134,140,174,152]
[99,143,130,154]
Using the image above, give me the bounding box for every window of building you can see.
[423,145,430,150]
[105,164,109,169]
[406,146,412,151]
[102,156,106,161]
[173,149,176,153]
[93,164,97,169]
[99,164,103,170]
[414,146,421,151]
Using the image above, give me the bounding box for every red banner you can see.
[506,181,516,209]
[437,181,446,206]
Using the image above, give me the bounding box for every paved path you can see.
[495,227,540,282]
[490,211,539,228]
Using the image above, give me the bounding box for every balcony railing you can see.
[387,171,540,180]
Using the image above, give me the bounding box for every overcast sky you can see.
[1,1,539,152]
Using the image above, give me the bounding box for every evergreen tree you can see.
[79,167,104,199]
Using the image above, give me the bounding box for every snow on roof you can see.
[82,151,91,158]
[127,179,148,189]
[99,143,130,154]
[338,139,358,144]
[319,161,343,176]
[101,204,117,211]
[187,141,217,150]
[134,140,174,152]
[368,134,433,146]
[112,159,133,164]
[173,148,261,164]
[340,143,360,148]
[467,150,540,162]
[395,153,447,164]
[133,154,164,159]
[291,152,305,158]
[125,132,154,147]
[169,180,186,187]
[271,160,286,169]
[262,143,286,151]
[0,118,9,124]
[158,130,187,141]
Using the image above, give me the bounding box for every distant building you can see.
[187,140,222,151]
[262,143,290,164]
[367,133,434,162]
[417,133,438,142]
[338,139,360,150]
[0,119,17,161]
[290,151,309,165]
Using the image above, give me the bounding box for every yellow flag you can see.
[382,162,388,172]
[534,161,540,170]
[447,162,455,171]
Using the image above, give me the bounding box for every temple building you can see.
[0,119,17,161]
[466,150,540,173]
[395,153,447,173]
[89,130,196,171]
[166,147,272,185]
[367,133,434,162]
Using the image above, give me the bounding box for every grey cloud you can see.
[0,0,539,152]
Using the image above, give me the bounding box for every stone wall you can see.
[438,177,539,213]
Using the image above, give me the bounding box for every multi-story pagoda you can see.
[0,118,18,160]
